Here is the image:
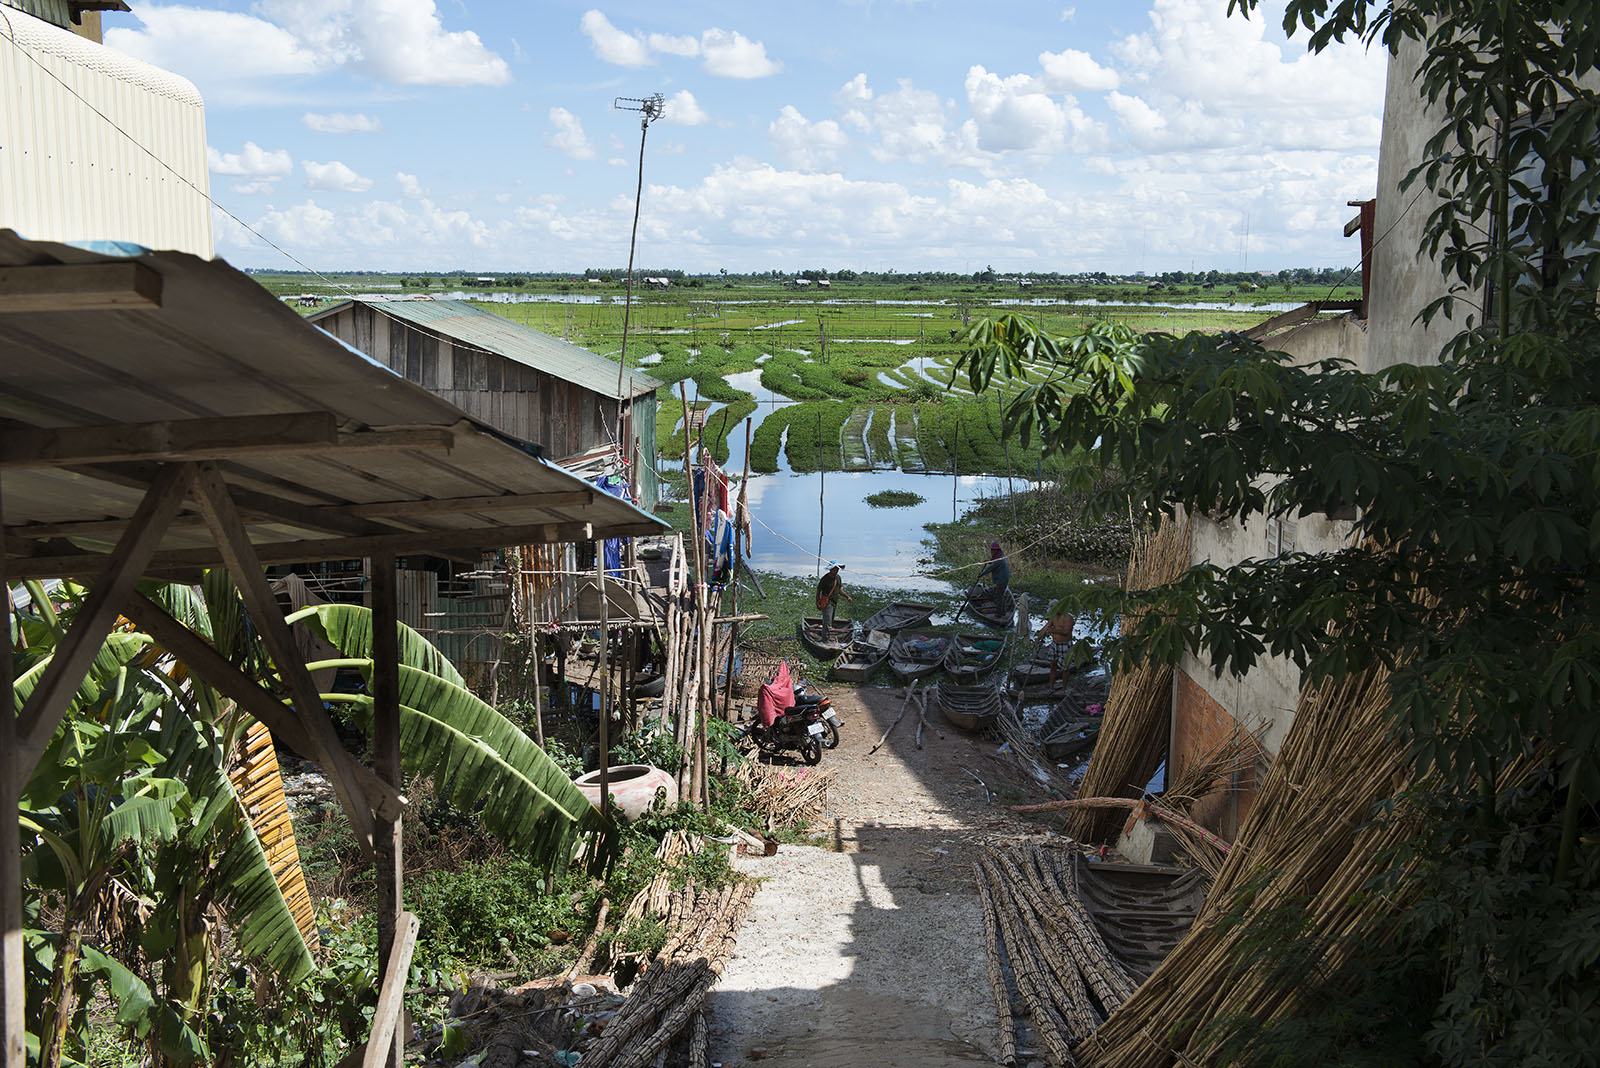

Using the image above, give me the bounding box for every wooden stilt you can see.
[17,462,192,770]
[596,542,610,814]
[1,480,23,1068]
[370,552,405,1068]
[189,462,380,861]
[532,631,546,747]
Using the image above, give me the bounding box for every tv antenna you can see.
[613,92,667,410]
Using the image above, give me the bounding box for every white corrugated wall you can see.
[0,6,213,256]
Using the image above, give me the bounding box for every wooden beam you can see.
[1,487,24,1068]
[121,594,404,820]
[5,519,673,579]
[0,420,450,471]
[370,553,405,1068]
[344,489,595,518]
[0,262,162,313]
[362,911,419,1068]
[0,412,337,469]
[7,488,597,542]
[16,463,191,771]
[188,462,380,861]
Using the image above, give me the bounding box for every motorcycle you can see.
[792,680,842,749]
[748,661,833,765]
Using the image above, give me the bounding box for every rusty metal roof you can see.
[0,230,667,580]
[312,298,662,400]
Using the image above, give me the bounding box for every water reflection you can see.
[740,470,1029,590]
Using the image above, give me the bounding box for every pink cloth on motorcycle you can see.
[756,660,795,728]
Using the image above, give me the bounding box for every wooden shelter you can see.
[308,297,663,507]
[0,231,668,1067]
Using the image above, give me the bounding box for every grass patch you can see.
[866,489,925,508]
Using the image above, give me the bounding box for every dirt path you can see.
[707,683,1042,1068]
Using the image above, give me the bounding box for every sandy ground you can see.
[706,682,1047,1068]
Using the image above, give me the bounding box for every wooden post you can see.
[720,420,752,720]
[532,630,546,747]
[362,912,420,1068]
[952,419,961,521]
[595,541,610,812]
[998,391,1017,529]
[1,479,23,1068]
[370,552,405,1068]
[817,409,825,576]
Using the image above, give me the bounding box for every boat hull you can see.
[797,616,854,659]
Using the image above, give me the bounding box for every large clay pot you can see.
[572,764,677,821]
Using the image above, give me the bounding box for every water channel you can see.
[673,368,1031,592]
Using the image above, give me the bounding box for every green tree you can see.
[958,2,1600,1064]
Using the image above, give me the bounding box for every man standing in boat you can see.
[976,541,1010,598]
[816,561,852,631]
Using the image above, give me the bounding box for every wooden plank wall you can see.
[318,305,625,459]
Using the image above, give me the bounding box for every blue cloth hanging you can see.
[596,473,630,576]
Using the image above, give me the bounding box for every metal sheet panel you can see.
[0,8,212,256]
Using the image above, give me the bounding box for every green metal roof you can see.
[330,298,662,399]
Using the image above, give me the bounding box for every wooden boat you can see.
[859,600,936,634]
[830,631,891,682]
[797,616,854,659]
[935,679,1004,731]
[964,585,1016,629]
[943,631,1010,682]
[888,632,949,682]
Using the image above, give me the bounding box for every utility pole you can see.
[613,93,666,437]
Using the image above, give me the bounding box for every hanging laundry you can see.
[705,508,734,585]
[595,472,633,576]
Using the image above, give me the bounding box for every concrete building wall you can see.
[0,8,212,257]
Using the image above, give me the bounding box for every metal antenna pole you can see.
[613,93,665,423]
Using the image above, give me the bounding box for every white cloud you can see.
[1060,6,1076,19]
[1038,48,1119,91]
[547,107,596,160]
[698,28,781,78]
[648,31,700,57]
[208,141,294,177]
[964,66,1068,153]
[1106,0,1384,152]
[229,180,280,195]
[256,200,338,248]
[396,171,427,199]
[302,112,383,133]
[106,0,509,105]
[663,90,709,126]
[303,159,375,192]
[769,105,849,170]
[579,10,653,67]
[578,12,780,78]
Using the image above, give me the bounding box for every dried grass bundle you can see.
[731,761,835,835]
[1069,515,1192,842]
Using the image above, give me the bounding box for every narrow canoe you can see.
[944,631,1011,682]
[935,679,1004,731]
[830,637,889,682]
[965,585,1016,629]
[860,600,936,634]
[797,616,854,659]
[888,632,950,682]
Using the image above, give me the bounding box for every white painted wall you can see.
[0,7,213,257]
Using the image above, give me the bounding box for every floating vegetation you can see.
[866,489,925,508]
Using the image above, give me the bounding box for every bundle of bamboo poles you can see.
[1069,515,1191,842]
[1076,666,1421,1068]
[730,762,835,835]
[581,881,757,1068]
[617,830,706,930]
[972,843,1140,1066]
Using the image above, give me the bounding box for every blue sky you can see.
[102,1,1389,274]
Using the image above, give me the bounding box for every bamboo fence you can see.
[1068,515,1192,842]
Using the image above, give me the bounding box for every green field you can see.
[259,273,1345,476]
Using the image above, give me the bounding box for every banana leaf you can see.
[296,603,608,877]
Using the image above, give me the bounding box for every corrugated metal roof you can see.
[1,7,212,256]
[0,230,667,579]
[327,298,662,400]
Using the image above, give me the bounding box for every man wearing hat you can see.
[977,541,1010,594]
[816,561,852,631]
